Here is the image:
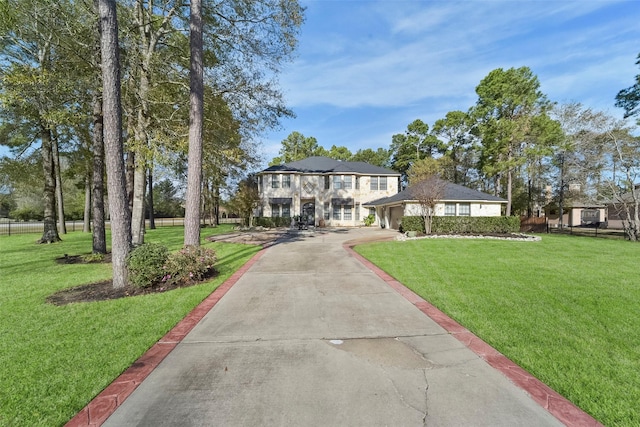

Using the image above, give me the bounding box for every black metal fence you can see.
[0,217,242,237]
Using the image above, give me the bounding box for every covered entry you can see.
[301,201,315,226]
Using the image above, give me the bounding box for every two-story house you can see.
[258,156,401,227]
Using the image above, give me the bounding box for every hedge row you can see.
[252,216,293,228]
[400,216,521,234]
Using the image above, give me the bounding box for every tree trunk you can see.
[423,216,432,235]
[130,0,155,246]
[38,125,62,244]
[148,167,155,229]
[52,135,67,234]
[126,150,135,215]
[83,173,91,232]
[91,91,107,254]
[99,0,131,288]
[558,152,565,230]
[184,0,204,247]
[214,183,220,226]
[506,145,513,216]
[130,165,146,245]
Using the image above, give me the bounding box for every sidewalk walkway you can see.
[67,227,601,426]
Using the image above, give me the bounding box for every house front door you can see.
[302,201,315,226]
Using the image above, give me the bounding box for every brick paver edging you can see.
[65,248,267,427]
[345,244,603,427]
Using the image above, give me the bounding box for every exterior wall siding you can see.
[260,172,400,227]
[403,202,502,217]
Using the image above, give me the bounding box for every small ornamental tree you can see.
[603,127,640,241]
[228,176,260,227]
[411,176,448,235]
[407,158,448,234]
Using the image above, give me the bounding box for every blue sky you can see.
[259,0,640,166]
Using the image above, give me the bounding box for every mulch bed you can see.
[48,253,216,305]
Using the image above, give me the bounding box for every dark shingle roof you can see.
[262,156,399,175]
[366,179,506,206]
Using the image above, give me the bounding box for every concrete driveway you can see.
[99,227,579,426]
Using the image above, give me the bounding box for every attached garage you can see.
[365,179,507,230]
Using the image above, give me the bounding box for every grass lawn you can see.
[0,225,260,426]
[355,234,640,427]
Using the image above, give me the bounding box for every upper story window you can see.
[271,174,279,189]
[343,176,352,190]
[324,175,330,190]
[370,176,378,190]
[282,174,291,188]
[355,176,360,190]
[333,176,342,190]
[370,176,388,191]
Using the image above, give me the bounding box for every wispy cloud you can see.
[282,0,636,113]
[260,0,639,163]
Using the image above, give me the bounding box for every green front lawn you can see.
[355,234,640,427]
[0,225,260,426]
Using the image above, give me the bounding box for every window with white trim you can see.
[369,176,388,190]
[458,203,470,216]
[282,204,291,218]
[333,176,342,190]
[324,202,330,220]
[344,176,352,190]
[344,205,352,220]
[379,176,387,190]
[370,176,378,190]
[444,203,456,216]
[271,204,280,217]
[333,205,341,220]
[282,174,291,188]
[271,174,279,189]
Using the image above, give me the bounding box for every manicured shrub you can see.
[363,214,375,226]
[162,246,217,286]
[253,216,293,228]
[399,216,425,233]
[400,216,521,234]
[126,243,169,288]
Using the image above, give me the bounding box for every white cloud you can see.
[260,0,640,156]
[285,1,636,112]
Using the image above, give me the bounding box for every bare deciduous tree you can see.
[407,158,448,235]
[603,127,640,241]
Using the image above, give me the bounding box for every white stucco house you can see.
[257,156,401,227]
[365,179,507,230]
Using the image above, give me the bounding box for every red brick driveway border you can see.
[65,248,267,427]
[65,234,603,427]
[345,243,603,427]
